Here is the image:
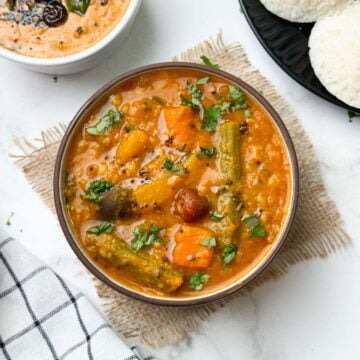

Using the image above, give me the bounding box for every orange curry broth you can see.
[64,69,292,297]
[0,0,130,58]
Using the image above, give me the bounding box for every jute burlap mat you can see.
[13,33,351,348]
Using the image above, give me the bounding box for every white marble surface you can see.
[0,1,360,359]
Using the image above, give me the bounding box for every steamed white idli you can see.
[259,0,352,23]
[309,2,360,108]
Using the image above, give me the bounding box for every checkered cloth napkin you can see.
[0,229,154,360]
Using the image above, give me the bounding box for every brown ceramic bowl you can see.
[54,62,299,307]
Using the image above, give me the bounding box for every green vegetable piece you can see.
[197,76,210,85]
[210,212,225,221]
[66,0,90,16]
[242,214,267,238]
[86,109,123,136]
[189,271,210,291]
[215,121,242,246]
[202,105,222,132]
[87,221,114,235]
[221,244,238,265]
[131,224,164,252]
[86,232,183,293]
[200,55,220,69]
[82,180,113,203]
[201,236,217,248]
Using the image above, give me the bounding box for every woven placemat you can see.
[13,33,351,348]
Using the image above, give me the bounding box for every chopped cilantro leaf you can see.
[180,95,196,108]
[131,224,164,252]
[199,146,217,158]
[200,55,220,69]
[202,105,222,132]
[163,158,174,171]
[82,180,113,203]
[86,109,123,136]
[244,109,252,118]
[189,271,210,291]
[197,76,210,85]
[242,214,267,238]
[221,244,238,265]
[163,159,183,176]
[201,236,217,248]
[87,221,114,235]
[187,83,202,107]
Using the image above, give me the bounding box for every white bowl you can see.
[0,0,142,75]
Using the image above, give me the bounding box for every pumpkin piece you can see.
[116,129,149,163]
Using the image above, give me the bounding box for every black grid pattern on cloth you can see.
[0,236,140,360]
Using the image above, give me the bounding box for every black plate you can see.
[239,0,360,113]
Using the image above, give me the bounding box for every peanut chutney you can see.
[0,0,130,58]
[64,69,292,297]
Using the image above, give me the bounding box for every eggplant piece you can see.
[86,233,184,293]
[98,186,135,220]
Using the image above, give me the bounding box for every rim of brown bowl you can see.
[54,62,299,307]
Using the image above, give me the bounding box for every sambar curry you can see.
[64,68,292,297]
[0,0,130,58]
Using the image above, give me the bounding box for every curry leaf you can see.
[86,109,123,136]
[87,221,114,235]
[221,244,238,265]
[82,180,113,203]
[189,272,210,291]
[200,55,220,69]
[66,0,91,16]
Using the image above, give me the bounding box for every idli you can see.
[259,0,352,23]
[309,2,360,108]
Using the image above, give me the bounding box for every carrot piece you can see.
[163,106,196,147]
[173,225,214,269]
